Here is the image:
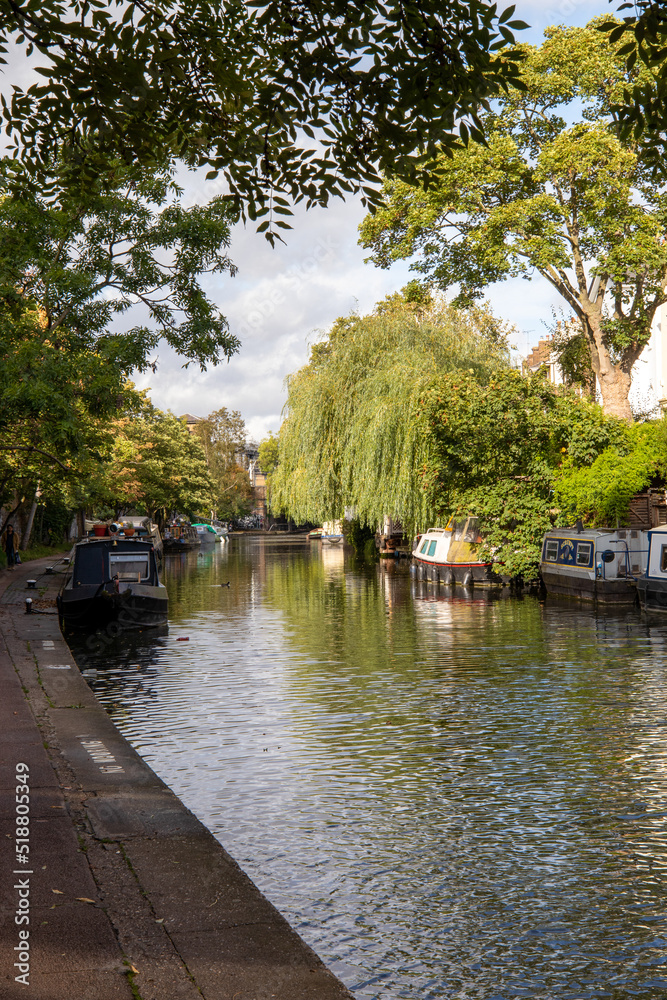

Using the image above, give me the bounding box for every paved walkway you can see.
[0,556,354,1000]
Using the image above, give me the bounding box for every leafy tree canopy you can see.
[270,291,513,533]
[0,159,237,462]
[0,378,143,538]
[257,432,280,516]
[89,408,218,525]
[0,158,238,381]
[601,2,667,175]
[191,408,254,521]
[258,433,280,476]
[360,19,664,421]
[0,1,527,233]
[0,159,237,528]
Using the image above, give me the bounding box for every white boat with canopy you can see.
[413,517,496,586]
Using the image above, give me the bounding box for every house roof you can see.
[524,337,553,371]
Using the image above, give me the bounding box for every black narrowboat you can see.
[58,537,168,631]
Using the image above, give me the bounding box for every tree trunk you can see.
[596,366,633,420]
[585,314,634,421]
[21,498,38,552]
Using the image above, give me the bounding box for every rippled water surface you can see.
[69,537,667,999]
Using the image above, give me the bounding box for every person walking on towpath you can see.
[2,523,19,569]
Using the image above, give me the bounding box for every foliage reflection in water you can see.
[69,538,667,999]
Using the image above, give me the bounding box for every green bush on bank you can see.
[554,421,667,527]
[420,370,632,578]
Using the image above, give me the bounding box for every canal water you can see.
[70,537,667,999]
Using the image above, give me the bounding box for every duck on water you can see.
[57,533,168,631]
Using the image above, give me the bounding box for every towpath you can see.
[0,555,354,1000]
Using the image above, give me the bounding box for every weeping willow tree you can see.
[271,289,513,534]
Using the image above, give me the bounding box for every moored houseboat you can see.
[413,517,499,586]
[540,527,647,604]
[57,537,168,630]
[162,520,200,553]
[192,522,218,545]
[636,526,667,612]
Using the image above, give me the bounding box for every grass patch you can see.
[1,543,70,568]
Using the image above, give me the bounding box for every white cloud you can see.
[134,195,413,440]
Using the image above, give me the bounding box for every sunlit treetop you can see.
[359,18,666,422]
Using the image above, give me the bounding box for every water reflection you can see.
[69,538,667,999]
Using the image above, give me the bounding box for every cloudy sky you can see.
[7,0,611,441]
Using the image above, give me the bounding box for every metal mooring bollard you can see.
[25,598,33,614]
[26,580,37,589]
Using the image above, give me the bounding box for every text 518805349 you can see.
[14,762,31,985]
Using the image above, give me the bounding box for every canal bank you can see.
[0,555,354,1000]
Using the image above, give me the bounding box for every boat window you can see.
[544,539,558,562]
[464,517,481,543]
[109,553,150,581]
[427,540,437,557]
[450,520,466,541]
[74,545,106,586]
[419,539,429,554]
[576,542,593,566]
[661,545,667,572]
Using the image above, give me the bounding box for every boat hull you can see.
[413,557,499,587]
[163,539,200,553]
[58,584,169,631]
[636,576,667,612]
[196,535,217,547]
[541,569,637,605]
